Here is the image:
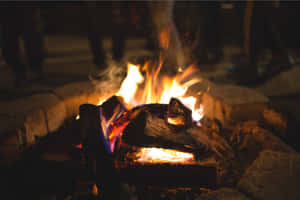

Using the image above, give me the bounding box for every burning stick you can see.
[100,95,127,122]
[121,106,205,154]
[78,104,121,200]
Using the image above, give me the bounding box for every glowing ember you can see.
[167,117,185,126]
[135,147,194,164]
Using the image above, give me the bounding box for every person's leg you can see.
[247,1,271,77]
[111,1,126,62]
[85,2,106,68]
[22,6,45,75]
[112,30,125,62]
[1,7,27,83]
[204,1,223,62]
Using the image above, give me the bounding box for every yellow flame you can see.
[112,62,203,122]
[116,63,144,104]
[92,184,98,196]
[135,147,194,163]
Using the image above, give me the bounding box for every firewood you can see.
[122,109,206,153]
[167,98,192,128]
[100,95,127,121]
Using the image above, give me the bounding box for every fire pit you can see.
[76,62,232,191]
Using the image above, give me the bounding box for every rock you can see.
[24,109,48,144]
[30,94,66,133]
[202,84,269,127]
[257,66,300,96]
[263,108,287,136]
[54,81,93,117]
[195,188,252,200]
[230,121,296,169]
[237,150,300,200]
[0,130,22,160]
[54,80,119,118]
[0,93,66,147]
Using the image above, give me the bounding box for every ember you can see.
[135,147,194,164]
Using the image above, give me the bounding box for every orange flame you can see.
[97,60,204,162]
[111,62,203,122]
[135,147,194,163]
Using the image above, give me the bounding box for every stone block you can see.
[0,130,22,160]
[29,94,66,133]
[54,81,95,117]
[263,108,287,136]
[230,121,296,169]
[202,84,269,127]
[257,66,300,96]
[195,188,252,200]
[24,109,48,144]
[238,150,300,200]
[0,93,66,145]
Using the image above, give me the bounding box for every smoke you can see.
[89,61,127,97]
[149,0,186,74]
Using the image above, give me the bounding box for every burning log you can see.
[100,95,127,121]
[120,105,232,158]
[167,98,192,128]
[78,104,121,200]
[121,108,206,153]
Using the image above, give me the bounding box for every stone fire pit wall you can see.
[1,78,300,199]
[0,78,288,162]
[0,81,117,161]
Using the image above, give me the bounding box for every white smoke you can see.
[89,61,126,97]
[149,0,186,73]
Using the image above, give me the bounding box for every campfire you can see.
[76,59,231,188]
[80,61,207,154]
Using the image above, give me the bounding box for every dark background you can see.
[38,1,300,49]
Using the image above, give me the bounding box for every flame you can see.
[112,62,203,122]
[116,63,144,104]
[135,147,194,163]
[97,60,204,156]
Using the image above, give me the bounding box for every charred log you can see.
[167,98,192,129]
[122,109,207,153]
[78,104,121,200]
[100,95,127,121]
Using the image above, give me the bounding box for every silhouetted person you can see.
[82,1,126,69]
[175,1,223,65]
[230,1,293,85]
[0,3,45,87]
[111,1,126,62]
[82,1,106,68]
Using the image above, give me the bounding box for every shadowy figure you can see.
[230,1,293,85]
[82,1,126,69]
[173,1,223,66]
[0,3,45,87]
[82,2,106,68]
